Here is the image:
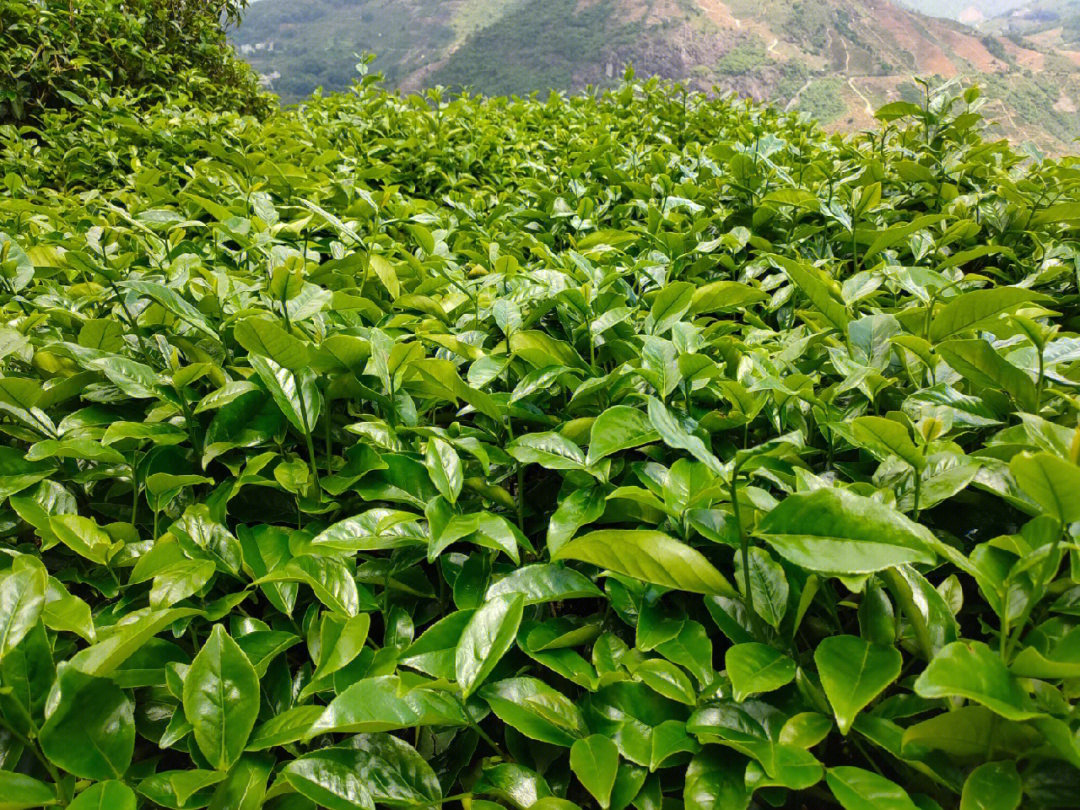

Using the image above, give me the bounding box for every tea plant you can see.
[0,72,1079,809]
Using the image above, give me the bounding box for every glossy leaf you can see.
[756,487,937,574]
[815,635,902,734]
[570,735,620,808]
[554,530,736,596]
[183,625,261,769]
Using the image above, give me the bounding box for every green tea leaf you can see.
[815,635,901,734]
[554,529,737,596]
[756,487,937,574]
[570,735,620,808]
[183,625,260,769]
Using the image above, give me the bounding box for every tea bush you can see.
[1,70,1080,809]
[0,0,267,123]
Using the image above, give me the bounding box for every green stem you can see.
[730,472,754,619]
[323,401,333,474]
[0,714,60,785]
[882,567,934,662]
[292,372,321,495]
[456,695,511,761]
[911,468,921,520]
[129,449,140,525]
[1036,346,1045,408]
[1004,527,1066,661]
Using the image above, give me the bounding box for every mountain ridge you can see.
[234,0,1080,151]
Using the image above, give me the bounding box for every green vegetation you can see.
[433,0,622,96]
[0,0,266,122]
[6,6,1080,809]
[234,0,459,101]
[716,37,769,76]
[796,78,847,123]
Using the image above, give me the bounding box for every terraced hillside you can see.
[235,0,1080,151]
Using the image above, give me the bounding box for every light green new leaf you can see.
[554,529,737,597]
[913,641,1045,721]
[0,772,58,809]
[929,287,1049,343]
[1009,451,1080,524]
[851,416,925,471]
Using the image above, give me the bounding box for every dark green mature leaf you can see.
[0,557,46,661]
[234,317,310,370]
[183,625,260,769]
[960,762,1022,810]
[570,735,620,808]
[852,416,925,471]
[815,636,901,734]
[5,44,1080,810]
[311,676,471,735]
[282,749,375,810]
[936,339,1038,412]
[756,487,936,574]
[482,677,589,746]
[684,749,749,810]
[827,767,919,810]
[725,643,796,701]
[340,733,443,806]
[587,406,659,465]
[456,593,525,697]
[39,665,135,780]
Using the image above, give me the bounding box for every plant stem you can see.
[882,567,934,662]
[292,371,321,494]
[1004,527,1066,661]
[730,472,754,619]
[911,469,921,519]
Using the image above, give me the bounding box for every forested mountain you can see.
[234,0,1080,151]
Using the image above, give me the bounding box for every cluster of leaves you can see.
[1,70,1080,810]
[0,0,267,124]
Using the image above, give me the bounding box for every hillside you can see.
[893,0,1028,23]
[234,0,1080,152]
[981,0,1080,43]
